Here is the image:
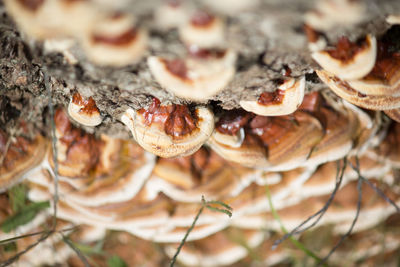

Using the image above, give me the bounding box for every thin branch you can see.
[0,137,11,167]
[265,184,324,264]
[43,68,60,230]
[361,178,400,213]
[170,196,233,267]
[0,231,52,267]
[169,202,205,267]
[272,158,347,249]
[0,226,77,250]
[349,158,400,213]
[1,69,63,267]
[318,176,363,266]
[62,235,91,267]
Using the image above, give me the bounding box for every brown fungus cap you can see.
[346,46,400,96]
[179,10,225,48]
[31,110,155,206]
[317,70,400,110]
[240,77,305,116]
[165,229,264,266]
[51,108,102,177]
[208,109,325,170]
[304,0,365,32]
[56,136,155,207]
[147,49,236,101]
[68,92,102,127]
[384,108,400,123]
[4,0,96,39]
[121,98,214,158]
[312,35,377,80]
[147,147,260,202]
[0,129,47,192]
[303,94,362,166]
[81,12,148,66]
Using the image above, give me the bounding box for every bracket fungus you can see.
[208,109,325,171]
[3,0,400,265]
[316,37,400,111]
[146,147,263,202]
[154,0,189,30]
[179,10,225,48]
[4,0,96,40]
[384,108,400,123]
[387,15,400,25]
[148,48,236,101]
[43,109,156,206]
[0,130,47,193]
[68,92,102,127]
[304,0,365,31]
[82,13,148,67]
[239,77,306,116]
[317,70,400,110]
[165,229,264,266]
[121,98,214,157]
[312,35,377,80]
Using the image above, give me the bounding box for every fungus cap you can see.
[121,99,214,158]
[0,131,47,192]
[68,93,102,127]
[317,70,400,110]
[82,13,148,66]
[312,35,377,80]
[147,49,236,101]
[154,0,189,30]
[239,77,305,116]
[179,11,225,48]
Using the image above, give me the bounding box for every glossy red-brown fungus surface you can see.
[303,24,320,43]
[364,42,400,82]
[299,92,322,113]
[249,115,296,147]
[0,130,31,171]
[167,147,211,181]
[92,28,138,46]
[188,45,226,59]
[258,89,286,105]
[216,110,254,135]
[326,36,368,62]
[162,59,189,80]
[72,93,100,115]
[55,109,102,174]
[138,98,199,138]
[190,11,215,27]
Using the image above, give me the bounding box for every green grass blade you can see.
[170,196,233,267]
[8,184,27,213]
[1,201,50,233]
[205,200,233,211]
[265,185,324,265]
[107,255,128,267]
[205,205,232,217]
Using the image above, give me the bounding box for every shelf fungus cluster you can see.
[121,98,214,157]
[3,0,400,266]
[3,103,400,265]
[209,92,368,170]
[149,9,237,101]
[4,0,148,66]
[239,77,306,116]
[0,129,47,193]
[314,34,400,122]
